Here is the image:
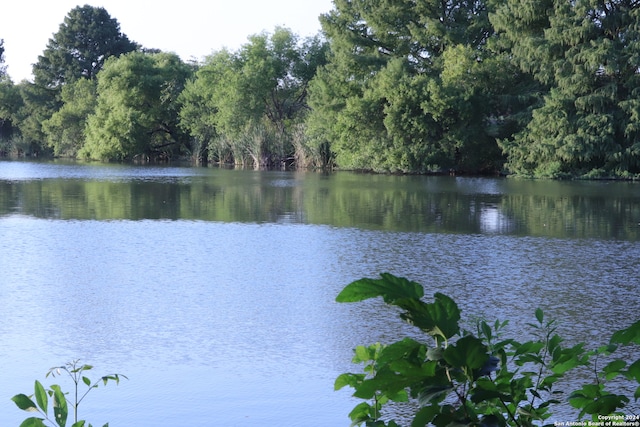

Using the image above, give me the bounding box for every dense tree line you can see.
[1,2,639,177]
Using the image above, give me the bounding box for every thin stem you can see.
[499,396,521,427]
[73,370,79,423]
[530,329,551,408]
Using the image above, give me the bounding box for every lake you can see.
[0,159,638,426]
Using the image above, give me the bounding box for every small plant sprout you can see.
[12,360,127,427]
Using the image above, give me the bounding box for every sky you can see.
[1,0,335,82]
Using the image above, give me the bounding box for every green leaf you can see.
[347,402,373,425]
[603,359,626,380]
[513,341,545,357]
[596,344,618,355]
[12,394,38,412]
[611,320,640,345]
[480,321,492,341]
[412,404,441,426]
[51,385,68,427]
[336,273,424,303]
[417,385,453,405]
[480,414,503,427]
[34,381,48,414]
[426,347,444,361]
[387,388,409,403]
[334,373,365,391]
[399,293,460,340]
[82,376,92,386]
[625,359,640,382]
[443,335,488,372]
[548,334,563,355]
[377,338,423,366]
[353,343,382,363]
[535,308,544,324]
[550,343,587,375]
[471,387,512,403]
[19,418,47,427]
[350,368,409,399]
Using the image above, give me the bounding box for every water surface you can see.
[0,160,638,425]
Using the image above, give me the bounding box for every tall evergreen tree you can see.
[0,39,6,77]
[308,0,514,173]
[492,0,640,177]
[33,5,138,89]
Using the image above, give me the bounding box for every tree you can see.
[307,0,513,173]
[336,273,640,426]
[0,77,22,154]
[81,51,192,161]
[0,39,6,77]
[178,28,328,167]
[42,78,97,157]
[492,0,640,178]
[9,82,59,156]
[33,5,138,89]
[178,49,234,164]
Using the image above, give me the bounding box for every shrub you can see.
[336,273,640,427]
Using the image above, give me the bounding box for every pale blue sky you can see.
[2,0,334,82]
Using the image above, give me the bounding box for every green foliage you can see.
[81,51,192,161]
[492,0,640,177]
[12,360,126,427]
[11,82,58,155]
[0,76,22,153]
[42,79,97,157]
[308,0,520,173]
[6,0,640,175]
[337,273,640,426]
[33,5,138,89]
[178,27,328,168]
[0,39,5,77]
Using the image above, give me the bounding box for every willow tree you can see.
[81,52,192,161]
[492,0,640,178]
[42,79,97,157]
[179,27,328,167]
[307,0,518,173]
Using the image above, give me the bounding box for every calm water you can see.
[0,160,639,426]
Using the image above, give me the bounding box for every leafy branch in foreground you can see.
[12,360,127,427]
[336,273,640,427]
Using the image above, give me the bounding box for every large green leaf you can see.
[443,335,488,372]
[51,384,68,427]
[603,359,626,380]
[427,293,460,339]
[336,273,424,303]
[335,373,365,391]
[12,394,38,412]
[377,338,423,366]
[347,402,373,425]
[626,359,640,383]
[34,380,48,414]
[611,320,640,345]
[412,404,441,426]
[352,367,412,399]
[399,293,461,340]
